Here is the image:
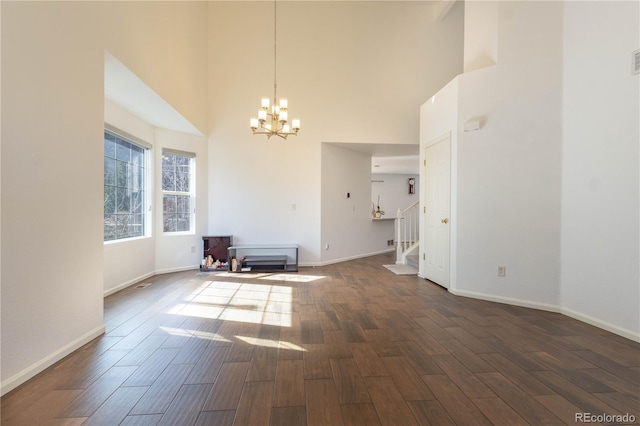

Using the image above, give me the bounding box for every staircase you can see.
[395,201,420,265]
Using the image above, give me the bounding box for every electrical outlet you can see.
[497,266,506,277]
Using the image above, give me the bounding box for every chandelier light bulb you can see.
[261,98,270,109]
[258,110,267,122]
[279,99,288,109]
[279,110,288,123]
[250,118,259,129]
[292,119,301,130]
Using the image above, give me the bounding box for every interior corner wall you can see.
[207,1,463,265]
[560,1,640,340]
[1,2,105,394]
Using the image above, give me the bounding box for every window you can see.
[104,130,148,241]
[162,150,195,233]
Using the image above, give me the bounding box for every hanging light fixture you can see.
[250,0,301,139]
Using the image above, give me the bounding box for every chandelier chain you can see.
[273,0,277,103]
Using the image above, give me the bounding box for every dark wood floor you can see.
[2,252,639,425]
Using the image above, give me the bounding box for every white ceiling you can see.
[104,52,203,136]
[330,142,420,175]
[372,154,419,175]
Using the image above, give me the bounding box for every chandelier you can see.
[250,0,300,139]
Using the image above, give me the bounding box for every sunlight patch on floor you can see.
[259,274,325,283]
[211,272,272,279]
[166,281,293,327]
[159,326,231,343]
[235,335,307,352]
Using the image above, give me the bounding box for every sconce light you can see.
[464,118,482,132]
[408,178,415,194]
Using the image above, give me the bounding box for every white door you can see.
[423,135,451,288]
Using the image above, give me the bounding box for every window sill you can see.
[104,235,152,245]
[162,231,195,237]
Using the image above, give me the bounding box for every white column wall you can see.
[1,2,105,394]
[1,1,209,394]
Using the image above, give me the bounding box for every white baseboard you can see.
[154,265,200,275]
[305,248,395,267]
[560,306,640,343]
[103,265,200,297]
[449,288,561,314]
[104,272,155,297]
[448,288,640,343]
[1,324,105,396]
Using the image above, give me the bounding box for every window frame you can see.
[161,149,196,235]
[104,127,152,243]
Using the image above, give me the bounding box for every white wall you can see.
[321,144,394,264]
[207,1,464,265]
[560,1,640,339]
[1,1,209,394]
[371,173,420,216]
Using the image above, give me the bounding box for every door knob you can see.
[441,218,449,224]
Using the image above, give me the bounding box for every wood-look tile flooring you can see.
[2,253,639,425]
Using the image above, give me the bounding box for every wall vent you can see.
[633,49,640,75]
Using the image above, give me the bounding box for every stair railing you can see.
[396,200,419,264]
